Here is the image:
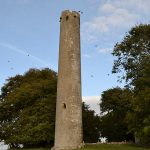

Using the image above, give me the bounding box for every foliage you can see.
[126,88,150,145]
[0,68,101,148]
[112,24,150,145]
[0,68,57,148]
[112,24,150,87]
[100,87,134,142]
[82,102,101,143]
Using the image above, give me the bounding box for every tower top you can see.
[60,10,80,23]
[61,10,80,18]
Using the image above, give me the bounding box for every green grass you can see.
[10,148,51,150]
[11,149,48,150]
[11,144,150,150]
[79,144,150,150]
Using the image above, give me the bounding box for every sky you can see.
[0,0,150,115]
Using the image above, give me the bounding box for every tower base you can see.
[51,142,85,150]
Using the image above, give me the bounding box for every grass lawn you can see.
[80,144,150,150]
[12,144,150,150]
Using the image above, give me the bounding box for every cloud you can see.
[82,0,149,43]
[0,42,51,67]
[100,3,116,13]
[112,0,150,14]
[99,3,139,28]
[83,3,139,34]
[82,96,101,115]
[82,17,109,33]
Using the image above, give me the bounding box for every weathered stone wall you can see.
[53,10,83,150]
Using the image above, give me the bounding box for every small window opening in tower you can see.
[74,15,76,18]
[59,17,62,22]
[63,103,66,109]
[66,16,69,21]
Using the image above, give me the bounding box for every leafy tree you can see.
[112,24,150,88]
[82,102,101,143]
[100,87,134,142]
[0,68,57,148]
[0,68,101,148]
[112,24,150,145]
[126,87,150,145]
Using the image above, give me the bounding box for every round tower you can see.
[53,10,83,150]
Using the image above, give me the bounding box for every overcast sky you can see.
[0,0,150,114]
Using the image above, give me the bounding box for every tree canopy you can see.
[82,102,101,143]
[112,24,150,145]
[0,68,101,148]
[112,24,150,88]
[0,68,57,148]
[100,87,134,142]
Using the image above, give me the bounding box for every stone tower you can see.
[53,10,83,150]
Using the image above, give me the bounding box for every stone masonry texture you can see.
[52,10,83,150]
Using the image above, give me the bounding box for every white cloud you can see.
[83,17,109,33]
[83,3,139,34]
[107,8,138,27]
[82,0,150,43]
[113,0,150,14]
[100,3,116,13]
[82,96,101,115]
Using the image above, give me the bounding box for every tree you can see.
[82,102,101,143]
[0,68,57,148]
[126,88,150,145]
[0,68,101,148]
[112,24,150,145]
[112,24,150,88]
[100,87,134,142]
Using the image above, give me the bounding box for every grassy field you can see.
[81,144,150,150]
[12,144,150,150]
